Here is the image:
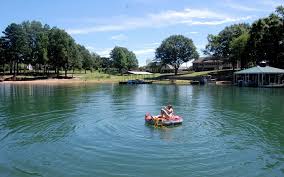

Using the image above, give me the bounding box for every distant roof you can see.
[127,71,153,75]
[234,66,284,74]
[193,56,225,63]
[161,64,174,70]
[180,59,194,68]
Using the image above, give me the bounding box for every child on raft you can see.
[161,105,174,119]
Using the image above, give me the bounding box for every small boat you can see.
[190,80,200,85]
[262,84,284,88]
[119,79,153,84]
[145,113,183,126]
[216,81,232,85]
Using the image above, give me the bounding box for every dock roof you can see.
[127,71,153,75]
[234,66,284,74]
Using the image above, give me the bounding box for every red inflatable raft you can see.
[145,113,183,126]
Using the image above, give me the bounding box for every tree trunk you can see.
[13,61,16,77]
[85,69,86,74]
[10,62,13,75]
[174,67,178,75]
[2,63,5,75]
[65,69,67,78]
[57,68,60,77]
[16,62,19,75]
[72,68,74,78]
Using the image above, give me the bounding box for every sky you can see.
[0,0,283,66]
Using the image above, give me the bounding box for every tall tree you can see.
[230,32,250,69]
[99,57,112,69]
[110,46,128,73]
[2,23,29,76]
[0,38,5,74]
[126,51,138,70]
[22,21,50,72]
[205,23,250,70]
[78,45,92,74]
[48,28,72,77]
[91,53,101,70]
[247,10,284,68]
[156,35,199,75]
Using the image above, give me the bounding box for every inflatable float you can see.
[145,113,183,126]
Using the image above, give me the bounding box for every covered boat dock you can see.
[234,66,284,87]
[119,71,154,84]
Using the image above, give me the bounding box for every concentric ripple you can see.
[0,83,283,177]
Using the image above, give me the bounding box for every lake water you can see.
[0,83,283,177]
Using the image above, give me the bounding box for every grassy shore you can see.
[178,70,214,77]
[74,71,161,82]
[0,70,219,84]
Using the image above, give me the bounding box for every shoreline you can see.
[0,78,194,85]
[0,78,118,84]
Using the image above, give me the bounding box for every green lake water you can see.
[0,83,283,177]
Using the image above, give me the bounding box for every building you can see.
[162,64,176,73]
[192,57,232,71]
[234,65,284,87]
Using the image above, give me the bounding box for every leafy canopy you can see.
[156,35,199,74]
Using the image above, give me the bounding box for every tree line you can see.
[0,21,138,77]
[204,6,284,69]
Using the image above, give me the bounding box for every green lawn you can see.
[177,70,215,77]
[74,71,161,81]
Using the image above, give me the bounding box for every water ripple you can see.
[0,84,283,177]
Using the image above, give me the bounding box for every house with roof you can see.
[192,57,233,71]
[234,64,284,87]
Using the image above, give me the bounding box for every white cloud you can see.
[143,42,160,48]
[261,0,283,7]
[110,34,128,41]
[66,8,252,35]
[67,25,125,35]
[225,2,265,12]
[90,48,112,57]
[190,16,252,25]
[189,31,199,34]
[133,48,155,55]
[86,46,95,51]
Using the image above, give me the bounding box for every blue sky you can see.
[0,0,283,66]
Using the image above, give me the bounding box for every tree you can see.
[230,32,250,69]
[247,11,284,68]
[276,5,284,18]
[0,21,101,77]
[78,45,92,74]
[156,35,199,75]
[22,21,50,73]
[2,23,29,76]
[48,27,73,77]
[110,46,128,73]
[99,57,112,69]
[205,23,250,70]
[0,38,5,74]
[69,43,81,77]
[91,53,101,70]
[126,51,138,70]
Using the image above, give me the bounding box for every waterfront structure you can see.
[234,65,284,87]
[193,57,233,71]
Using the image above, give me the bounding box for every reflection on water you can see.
[0,83,283,177]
